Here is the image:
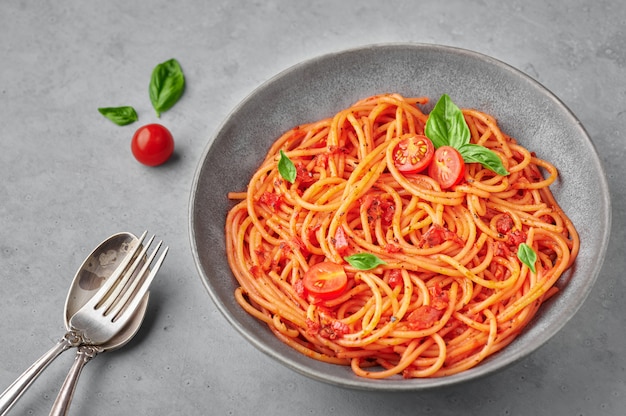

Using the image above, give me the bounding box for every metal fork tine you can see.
[87,231,148,311]
[112,245,168,323]
[97,233,154,312]
[107,239,162,318]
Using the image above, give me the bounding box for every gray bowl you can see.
[189,43,611,391]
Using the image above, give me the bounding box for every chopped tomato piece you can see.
[428,146,465,189]
[303,262,348,300]
[305,318,321,335]
[319,320,350,340]
[387,269,404,289]
[406,305,444,330]
[428,284,450,310]
[418,224,463,248]
[496,214,515,235]
[333,226,350,255]
[379,199,395,225]
[295,162,315,189]
[259,192,283,210]
[361,195,395,226]
[249,265,263,278]
[305,317,349,339]
[393,134,435,173]
[508,230,527,247]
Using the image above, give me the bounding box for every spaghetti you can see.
[225,93,579,379]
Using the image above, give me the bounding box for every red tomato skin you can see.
[393,135,435,173]
[131,123,175,166]
[428,146,465,189]
[303,262,348,300]
[406,305,444,330]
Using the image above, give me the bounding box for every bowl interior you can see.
[189,43,611,390]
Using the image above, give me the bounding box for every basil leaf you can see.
[278,150,296,183]
[458,143,509,176]
[97,106,138,126]
[344,253,387,270]
[517,243,537,273]
[149,58,185,117]
[425,94,470,149]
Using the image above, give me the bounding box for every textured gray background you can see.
[1,0,624,415]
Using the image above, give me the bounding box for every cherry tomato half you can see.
[392,134,435,173]
[131,123,175,166]
[303,261,348,300]
[428,146,465,189]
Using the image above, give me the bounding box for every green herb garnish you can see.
[517,243,537,273]
[149,58,185,117]
[278,150,296,183]
[344,253,387,270]
[97,106,138,126]
[425,94,509,176]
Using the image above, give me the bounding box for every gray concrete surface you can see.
[1,0,624,415]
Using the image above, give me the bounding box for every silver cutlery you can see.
[0,231,166,416]
[48,232,168,416]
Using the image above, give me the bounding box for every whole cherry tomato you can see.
[131,123,174,166]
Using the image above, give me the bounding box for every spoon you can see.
[0,232,146,415]
[48,235,162,416]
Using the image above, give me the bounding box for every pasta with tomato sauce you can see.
[225,93,579,379]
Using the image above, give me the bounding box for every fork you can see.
[67,232,166,346]
[0,232,166,416]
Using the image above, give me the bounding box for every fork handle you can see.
[0,336,76,416]
[48,346,101,416]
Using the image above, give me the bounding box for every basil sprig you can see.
[97,106,138,126]
[517,243,537,273]
[278,150,296,183]
[149,58,185,117]
[99,58,185,125]
[344,253,386,270]
[425,94,509,176]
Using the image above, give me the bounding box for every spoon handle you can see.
[0,335,77,416]
[48,345,101,416]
